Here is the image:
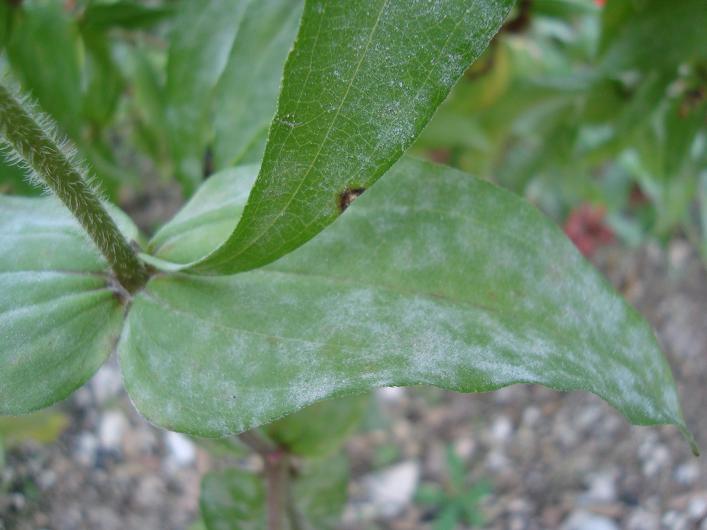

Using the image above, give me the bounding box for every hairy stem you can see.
[0,81,148,293]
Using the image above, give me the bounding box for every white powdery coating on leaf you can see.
[119,106,682,438]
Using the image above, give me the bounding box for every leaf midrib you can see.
[209,0,391,265]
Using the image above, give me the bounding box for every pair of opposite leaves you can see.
[0,0,696,453]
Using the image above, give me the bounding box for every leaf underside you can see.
[120,158,695,452]
[0,196,127,414]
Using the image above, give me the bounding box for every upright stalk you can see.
[238,430,290,530]
[264,451,289,530]
[0,82,148,293]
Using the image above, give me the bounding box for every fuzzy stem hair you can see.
[0,81,148,293]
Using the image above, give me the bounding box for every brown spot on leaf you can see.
[202,146,214,178]
[338,186,366,212]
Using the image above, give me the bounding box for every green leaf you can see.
[212,0,304,170]
[165,0,249,192]
[187,0,514,273]
[434,504,461,530]
[598,0,707,74]
[114,44,169,165]
[123,158,696,454]
[201,468,265,530]
[147,165,258,265]
[0,195,131,414]
[81,31,124,127]
[416,484,446,506]
[663,95,706,179]
[80,1,174,31]
[445,446,466,491]
[200,455,348,530]
[290,454,349,529]
[6,2,82,137]
[265,394,368,457]
[460,482,490,525]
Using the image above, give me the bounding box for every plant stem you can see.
[238,430,290,530]
[264,451,288,530]
[239,429,277,454]
[0,82,148,293]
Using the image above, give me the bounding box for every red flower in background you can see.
[594,0,606,7]
[564,204,615,258]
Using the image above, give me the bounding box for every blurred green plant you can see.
[414,0,707,260]
[416,446,491,530]
[0,0,175,198]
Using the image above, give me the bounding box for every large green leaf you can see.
[187,0,514,273]
[0,196,131,414]
[200,455,348,530]
[122,158,695,453]
[212,0,304,170]
[165,0,248,191]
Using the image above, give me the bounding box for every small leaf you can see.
[265,394,368,457]
[188,0,515,273]
[445,446,466,491]
[416,484,446,506]
[212,0,305,169]
[122,158,696,454]
[290,454,349,529]
[147,165,258,265]
[200,468,265,530]
[461,482,491,525]
[200,455,348,530]
[0,195,131,414]
[434,504,462,530]
[165,0,249,192]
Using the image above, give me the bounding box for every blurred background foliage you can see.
[0,0,705,262]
